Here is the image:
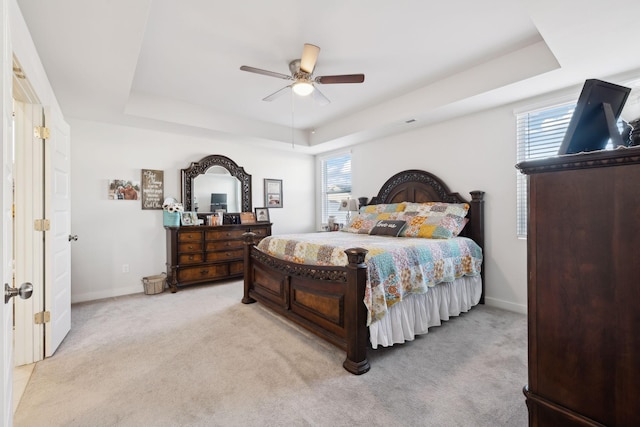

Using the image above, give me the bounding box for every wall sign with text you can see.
[141,169,164,210]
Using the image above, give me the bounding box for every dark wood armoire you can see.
[517,147,640,427]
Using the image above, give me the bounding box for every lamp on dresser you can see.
[339,198,358,222]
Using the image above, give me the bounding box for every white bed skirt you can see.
[369,276,482,349]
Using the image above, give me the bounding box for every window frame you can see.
[318,151,352,227]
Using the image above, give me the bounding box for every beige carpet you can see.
[14,280,528,426]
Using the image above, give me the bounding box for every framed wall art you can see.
[141,169,164,210]
[264,178,282,208]
[108,179,140,201]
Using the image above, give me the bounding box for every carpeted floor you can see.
[14,280,528,427]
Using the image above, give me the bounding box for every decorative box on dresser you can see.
[517,147,640,427]
[165,223,271,292]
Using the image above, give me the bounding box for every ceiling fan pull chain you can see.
[291,92,295,149]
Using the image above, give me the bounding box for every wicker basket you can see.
[142,273,166,295]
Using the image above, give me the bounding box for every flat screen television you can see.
[558,79,631,155]
[210,193,227,212]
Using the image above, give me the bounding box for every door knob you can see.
[5,282,33,304]
[68,235,78,241]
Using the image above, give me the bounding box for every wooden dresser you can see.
[517,148,640,427]
[165,223,271,292]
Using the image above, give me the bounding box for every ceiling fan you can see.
[240,43,365,105]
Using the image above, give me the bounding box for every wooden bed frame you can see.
[242,169,485,374]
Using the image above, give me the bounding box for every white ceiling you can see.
[15,0,640,154]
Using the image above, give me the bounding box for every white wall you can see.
[349,105,527,313]
[69,119,315,302]
[70,103,530,312]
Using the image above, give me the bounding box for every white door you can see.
[1,116,14,426]
[13,100,44,365]
[43,106,71,356]
[14,96,72,362]
[1,0,15,422]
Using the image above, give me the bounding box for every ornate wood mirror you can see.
[181,155,251,213]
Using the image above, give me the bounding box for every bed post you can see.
[343,247,371,375]
[469,191,485,304]
[242,232,257,304]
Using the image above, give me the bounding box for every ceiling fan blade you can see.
[262,85,292,102]
[240,65,292,80]
[312,85,330,106]
[315,74,365,84]
[300,43,320,74]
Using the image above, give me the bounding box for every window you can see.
[516,102,623,237]
[320,152,352,224]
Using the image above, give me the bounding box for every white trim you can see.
[484,296,527,315]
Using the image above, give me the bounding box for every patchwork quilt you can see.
[256,232,483,325]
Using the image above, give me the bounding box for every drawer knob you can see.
[200,269,209,275]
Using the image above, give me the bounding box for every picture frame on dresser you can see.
[240,212,256,224]
[254,207,270,222]
[180,211,197,226]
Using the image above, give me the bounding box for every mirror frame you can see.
[181,154,252,213]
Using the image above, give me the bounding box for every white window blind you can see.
[516,102,574,238]
[320,152,352,224]
[516,102,624,237]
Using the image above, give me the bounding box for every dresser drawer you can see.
[206,249,244,262]
[206,240,243,251]
[178,253,203,264]
[206,229,245,240]
[178,231,203,242]
[178,242,202,253]
[177,264,229,282]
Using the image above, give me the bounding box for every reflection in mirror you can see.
[181,154,252,213]
[193,166,241,213]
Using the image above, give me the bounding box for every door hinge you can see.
[34,311,51,324]
[34,219,51,231]
[34,126,50,140]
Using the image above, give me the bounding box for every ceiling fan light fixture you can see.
[292,80,314,96]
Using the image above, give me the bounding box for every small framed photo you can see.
[264,178,282,208]
[180,211,198,226]
[240,212,256,224]
[254,207,270,223]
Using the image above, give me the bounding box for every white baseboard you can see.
[484,296,527,315]
[71,285,143,304]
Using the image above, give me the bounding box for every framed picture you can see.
[264,178,282,208]
[180,211,198,226]
[140,169,164,210]
[240,212,256,224]
[108,179,140,201]
[254,207,270,223]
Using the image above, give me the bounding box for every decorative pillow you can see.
[452,217,469,237]
[369,220,406,236]
[404,202,469,218]
[397,212,466,239]
[360,202,406,214]
[342,212,401,234]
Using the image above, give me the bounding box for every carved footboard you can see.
[242,233,370,375]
